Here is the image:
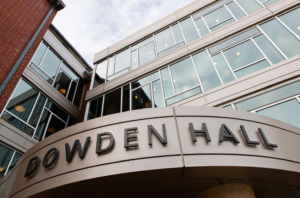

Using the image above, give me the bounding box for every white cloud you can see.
[52,0,195,66]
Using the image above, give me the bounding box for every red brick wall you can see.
[0,0,58,112]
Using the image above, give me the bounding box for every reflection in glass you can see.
[193,0,232,19]
[223,104,233,109]
[103,89,121,116]
[235,0,263,15]
[155,28,175,52]
[210,18,235,32]
[279,8,300,37]
[60,62,78,81]
[235,80,300,111]
[107,57,115,76]
[88,96,103,120]
[34,109,50,141]
[1,112,34,137]
[172,24,184,43]
[132,72,159,89]
[6,79,38,122]
[122,85,130,112]
[180,18,200,44]
[67,80,77,102]
[131,37,153,51]
[54,69,71,97]
[257,99,300,128]
[166,87,201,106]
[32,42,47,66]
[194,17,210,37]
[235,60,270,78]
[260,19,300,58]
[139,42,156,66]
[93,60,108,88]
[226,2,246,20]
[152,80,164,107]
[223,40,264,70]
[158,42,185,57]
[6,152,22,175]
[131,50,138,70]
[193,51,222,91]
[28,94,46,127]
[212,53,235,84]
[203,7,232,28]
[132,85,152,110]
[115,49,130,73]
[170,58,199,93]
[264,0,280,6]
[160,68,174,98]
[39,49,61,78]
[46,100,68,121]
[74,79,84,108]
[30,63,53,84]
[44,115,66,139]
[253,34,285,65]
[0,144,13,178]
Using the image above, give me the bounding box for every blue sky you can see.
[52,0,195,66]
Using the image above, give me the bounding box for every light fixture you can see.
[59,88,66,95]
[149,52,152,55]
[214,62,217,66]
[165,44,168,47]
[297,26,300,30]
[197,28,200,32]
[216,19,219,22]
[134,59,136,62]
[47,127,56,133]
[15,105,25,112]
[135,96,138,99]
[224,70,231,76]
[0,167,4,173]
[237,52,240,56]
[173,80,176,82]
[34,135,39,139]
[153,88,156,91]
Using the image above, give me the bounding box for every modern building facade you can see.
[1,0,300,197]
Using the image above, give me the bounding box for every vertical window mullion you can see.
[190,55,205,92]
[52,60,62,86]
[130,83,132,111]
[150,83,154,108]
[191,16,202,38]
[120,86,123,112]
[220,51,237,80]
[178,22,187,44]
[84,101,91,121]
[224,4,237,21]
[255,0,265,8]
[206,49,224,85]
[233,0,248,15]
[152,34,159,58]
[251,38,273,66]
[231,103,237,109]
[201,16,211,33]
[159,70,167,107]
[101,95,105,117]
[72,82,79,104]
[4,151,15,176]
[170,25,176,43]
[26,92,41,123]
[168,66,176,94]
[38,47,49,67]
[32,98,48,139]
[42,113,52,140]
[276,17,300,42]
[91,65,97,88]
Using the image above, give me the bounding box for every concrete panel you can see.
[86,83,104,101]
[267,0,300,15]
[22,67,80,119]
[93,48,109,63]
[44,30,87,79]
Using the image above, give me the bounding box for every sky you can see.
[52,0,195,67]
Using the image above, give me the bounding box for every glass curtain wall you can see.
[0,78,77,141]
[93,0,281,89]
[0,143,22,178]
[30,41,81,106]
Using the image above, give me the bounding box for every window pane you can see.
[132,37,153,51]
[54,69,72,97]
[132,72,159,89]
[74,79,84,108]
[223,104,233,109]
[152,80,164,107]
[235,80,300,111]
[115,49,129,73]
[44,115,66,139]
[131,50,138,70]
[235,60,270,78]
[211,53,235,84]
[264,0,280,6]
[193,0,232,19]
[279,8,300,37]
[158,42,185,57]
[226,2,246,20]
[103,89,121,116]
[7,152,22,174]
[93,60,108,88]
[32,42,47,66]
[194,17,210,37]
[172,24,184,43]
[132,85,152,110]
[160,68,174,98]
[203,6,232,28]
[107,57,114,76]
[6,79,38,122]
[223,40,264,70]
[28,94,46,127]
[1,112,34,137]
[46,100,68,121]
[60,63,79,81]
[122,85,130,112]
[166,87,201,106]
[0,144,13,178]
[34,109,50,141]
[211,18,235,32]
[257,99,300,128]
[155,28,175,52]
[139,42,156,66]
[209,27,260,54]
[235,0,263,15]
[39,49,61,78]
[253,34,285,65]
[260,19,300,58]
[67,81,77,102]
[30,63,53,84]
[67,117,77,127]
[180,18,200,44]
[88,97,103,120]
[193,51,222,91]
[170,58,199,93]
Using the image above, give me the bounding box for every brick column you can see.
[195,183,256,198]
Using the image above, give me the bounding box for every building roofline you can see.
[48,0,66,10]
[50,24,93,71]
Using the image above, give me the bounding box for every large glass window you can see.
[211,53,235,84]
[203,7,232,28]
[0,143,22,178]
[155,28,175,52]
[180,18,200,44]
[103,89,121,116]
[235,0,263,15]
[93,60,108,87]
[132,85,152,110]
[279,8,300,37]
[1,79,75,141]
[139,42,156,66]
[115,49,130,73]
